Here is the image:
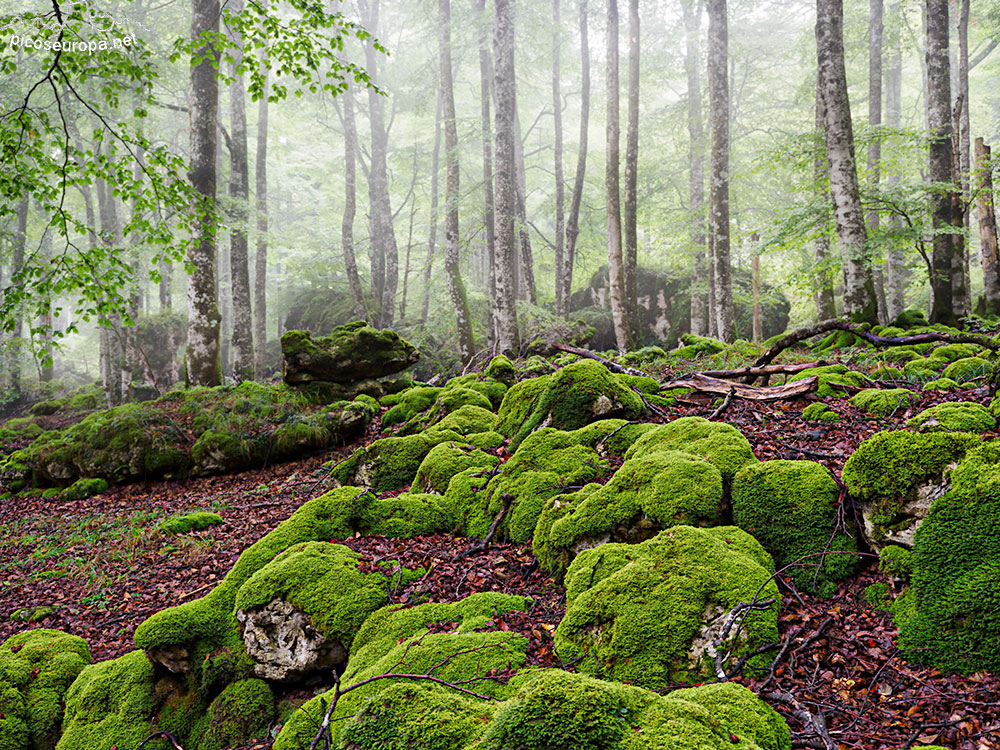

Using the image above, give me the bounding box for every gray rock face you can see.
[146,644,192,674]
[237,599,348,681]
[860,470,954,550]
[281,321,419,386]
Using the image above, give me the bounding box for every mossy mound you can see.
[922,377,960,391]
[58,477,108,503]
[508,362,645,449]
[671,333,726,359]
[189,679,274,750]
[433,404,498,436]
[331,428,465,492]
[413,441,502,494]
[789,364,867,397]
[801,402,840,423]
[896,441,1000,672]
[534,449,725,577]
[902,357,950,382]
[848,388,917,417]
[280,322,418,385]
[843,430,980,549]
[484,355,517,385]
[0,629,91,750]
[942,356,991,383]
[929,343,983,362]
[158,511,224,535]
[906,402,996,433]
[555,525,780,687]
[879,545,912,582]
[387,376,505,436]
[733,460,858,597]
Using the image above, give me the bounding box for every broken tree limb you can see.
[661,372,818,401]
[700,361,826,380]
[552,342,652,377]
[709,388,735,419]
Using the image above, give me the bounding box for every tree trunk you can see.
[340,84,367,322]
[976,138,1000,314]
[439,0,476,363]
[9,197,27,395]
[682,0,708,336]
[552,0,566,317]
[96,164,124,405]
[563,0,590,313]
[253,4,269,381]
[885,0,906,318]
[624,0,639,344]
[868,0,888,325]
[606,0,628,353]
[751,245,762,342]
[420,88,443,324]
[816,0,877,323]
[512,100,537,304]
[493,0,519,355]
[187,0,222,386]
[228,0,254,382]
[362,0,399,329]
[708,0,734,340]
[475,0,497,348]
[813,84,837,319]
[955,0,971,314]
[925,0,960,324]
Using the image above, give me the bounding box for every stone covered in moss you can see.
[555,526,780,687]
[733,460,858,597]
[494,376,551,438]
[801,402,840,423]
[331,428,465,492]
[902,357,950,382]
[942,356,990,383]
[789,364,867,398]
[843,430,979,549]
[849,388,917,417]
[484,355,517,386]
[413,442,501,494]
[896,441,1000,672]
[158,511,224,535]
[879,545,912,582]
[671,332,726,358]
[929,343,983,362]
[906,402,996,433]
[58,477,108,503]
[0,629,91,750]
[922,377,960,391]
[280,322,418,385]
[57,650,156,750]
[509,362,645,449]
[189,679,274,750]
[433,405,498,436]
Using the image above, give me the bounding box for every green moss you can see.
[863,583,893,611]
[929,343,983,362]
[331,428,465,492]
[922,377,960,391]
[494,376,551,438]
[942,356,991,383]
[801,402,840,423]
[848,388,917,417]
[789,364,868,397]
[484,355,517,386]
[874,348,920,364]
[464,431,505,451]
[672,333,726,358]
[555,526,779,687]
[519,355,555,379]
[891,309,928,328]
[357,492,456,538]
[902,357,950,383]
[30,400,64,417]
[159,511,224,535]
[907,402,996,433]
[59,478,109,503]
[413,442,501,495]
[434,405,498,435]
[187,678,273,750]
[732,460,858,597]
[0,629,91,750]
[382,386,439,426]
[535,450,725,577]
[870,366,903,381]
[57,651,155,750]
[879,545,912,582]
[509,362,645,450]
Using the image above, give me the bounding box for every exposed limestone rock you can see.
[236,600,347,681]
[281,322,419,385]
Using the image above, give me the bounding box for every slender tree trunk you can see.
[421,89,443,323]
[926,0,960,323]
[976,138,1000,313]
[493,0,519,354]
[624,0,640,343]
[813,84,837,319]
[563,0,590,312]
[96,161,125,405]
[868,0,888,324]
[956,0,971,314]
[606,0,628,353]
[229,0,254,382]
[9,197,27,395]
[253,3,269,380]
[512,100,537,304]
[553,0,567,317]
[439,0,475,362]
[708,0,734,340]
[816,0,877,323]
[751,248,762,342]
[187,0,222,385]
[885,0,906,318]
[682,0,708,336]
[340,84,367,322]
[362,0,398,328]
[475,0,497,347]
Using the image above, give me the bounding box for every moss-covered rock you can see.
[789,364,867,398]
[922,377,960,391]
[942,356,991,383]
[902,357,950,382]
[494,376,551,438]
[331,428,465,492]
[906,402,996,433]
[484,355,517,386]
[433,405,498,436]
[58,477,108,503]
[879,544,912,582]
[555,526,780,687]
[190,679,273,750]
[733,460,858,597]
[56,650,155,750]
[158,511,224,535]
[801,402,840,423]
[0,629,91,750]
[848,388,917,417]
[929,343,983,362]
[671,333,726,359]
[280,322,418,385]
[843,430,980,549]
[509,362,645,449]
[413,442,501,494]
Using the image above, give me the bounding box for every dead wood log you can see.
[552,342,651,377]
[661,372,818,401]
[700,361,826,379]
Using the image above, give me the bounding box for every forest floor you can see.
[3,380,1000,749]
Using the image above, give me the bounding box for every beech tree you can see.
[708,0,733,341]
[606,0,629,353]
[682,0,708,337]
[562,0,590,316]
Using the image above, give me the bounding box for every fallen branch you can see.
[661,372,818,401]
[765,690,836,750]
[709,388,735,419]
[454,494,514,561]
[700,361,826,381]
[713,597,777,679]
[552,342,652,377]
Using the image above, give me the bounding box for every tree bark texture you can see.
[708,0,734,340]
[340,84,367,323]
[552,0,566,317]
[421,88,443,324]
[493,0,519,354]
[885,0,906,318]
[563,0,590,314]
[813,83,837,320]
[475,0,497,347]
[868,0,887,324]
[976,138,1000,313]
[624,0,639,343]
[606,0,628,353]
[253,2,269,380]
[682,0,708,336]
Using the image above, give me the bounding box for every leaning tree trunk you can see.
[340,84,367,322]
[253,2,269,381]
[624,0,640,345]
[813,84,837,319]
[606,0,629,353]
[816,0,877,323]
[868,0,888,324]
[925,0,960,324]
[552,0,566,317]
[187,0,222,386]
[708,0,734,341]
[493,0,520,355]
[228,0,254,382]
[439,0,476,363]
[563,0,590,313]
[681,0,708,336]
[885,0,906,319]
[475,0,497,347]
[512,99,537,304]
[976,138,1000,314]
[420,88,443,324]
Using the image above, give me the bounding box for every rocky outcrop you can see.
[236,600,348,681]
[281,322,419,386]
